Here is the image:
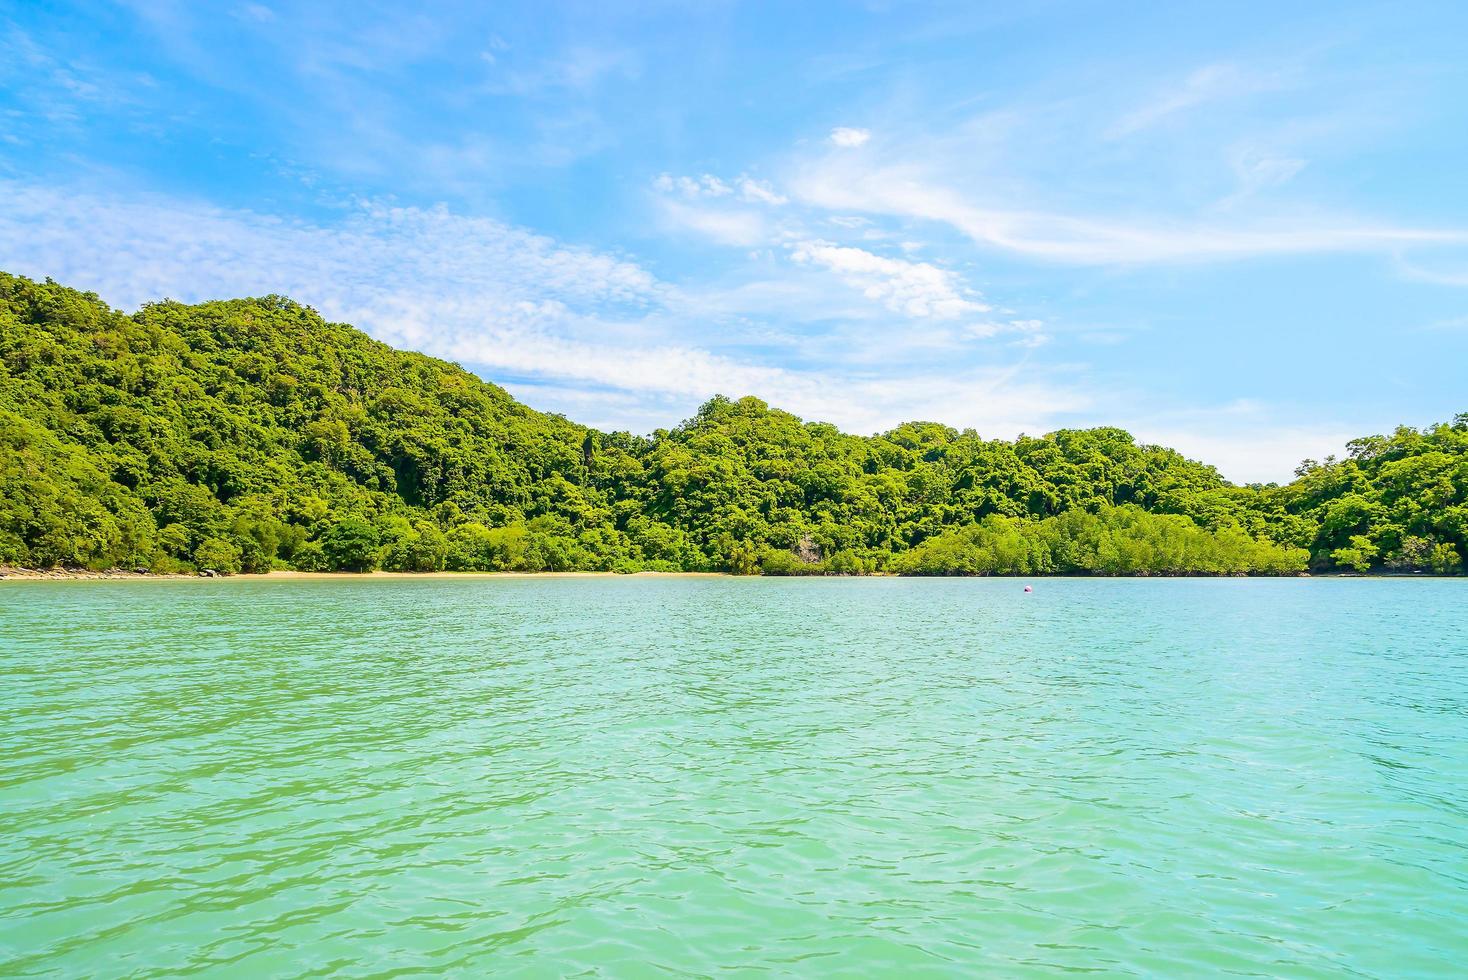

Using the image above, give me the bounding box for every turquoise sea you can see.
[2,577,1465,976]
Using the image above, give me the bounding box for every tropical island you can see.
[1,271,1462,578]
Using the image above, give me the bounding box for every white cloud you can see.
[0,183,663,309]
[699,174,732,196]
[653,173,730,198]
[656,171,786,206]
[656,198,769,246]
[790,240,990,319]
[737,176,787,205]
[829,126,871,148]
[789,159,1468,265]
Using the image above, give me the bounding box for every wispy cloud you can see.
[1396,257,1468,287]
[1107,63,1288,138]
[489,45,641,95]
[737,176,787,205]
[1425,314,1468,330]
[829,126,871,147]
[788,157,1468,265]
[233,3,275,24]
[1220,145,1308,206]
[0,24,142,129]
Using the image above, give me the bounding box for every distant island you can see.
[1,271,1462,577]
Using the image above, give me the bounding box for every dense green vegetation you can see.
[1,272,1462,576]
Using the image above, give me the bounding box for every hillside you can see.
[1,272,1462,575]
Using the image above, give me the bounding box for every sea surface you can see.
[1,577,1465,977]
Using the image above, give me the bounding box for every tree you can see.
[1430,543,1462,575]
[382,524,448,572]
[193,537,241,575]
[235,534,272,574]
[1331,535,1378,573]
[1387,536,1434,571]
[319,517,381,572]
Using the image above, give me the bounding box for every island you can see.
[2,272,1463,578]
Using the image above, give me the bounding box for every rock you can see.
[133,567,149,575]
[199,569,218,578]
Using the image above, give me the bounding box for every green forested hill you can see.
[1,272,1462,575]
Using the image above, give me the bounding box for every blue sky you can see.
[3,0,1467,482]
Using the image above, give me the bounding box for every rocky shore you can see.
[0,566,198,580]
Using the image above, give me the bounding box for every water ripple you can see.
[1,577,1465,976]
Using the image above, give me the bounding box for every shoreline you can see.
[2,566,1456,582]
[0,567,734,581]
[263,570,734,580]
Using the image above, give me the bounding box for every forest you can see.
[1,272,1463,576]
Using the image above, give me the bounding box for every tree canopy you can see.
[1,272,1461,575]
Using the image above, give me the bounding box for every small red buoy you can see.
[1023,585,1033,593]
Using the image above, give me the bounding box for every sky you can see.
[2,0,1467,483]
